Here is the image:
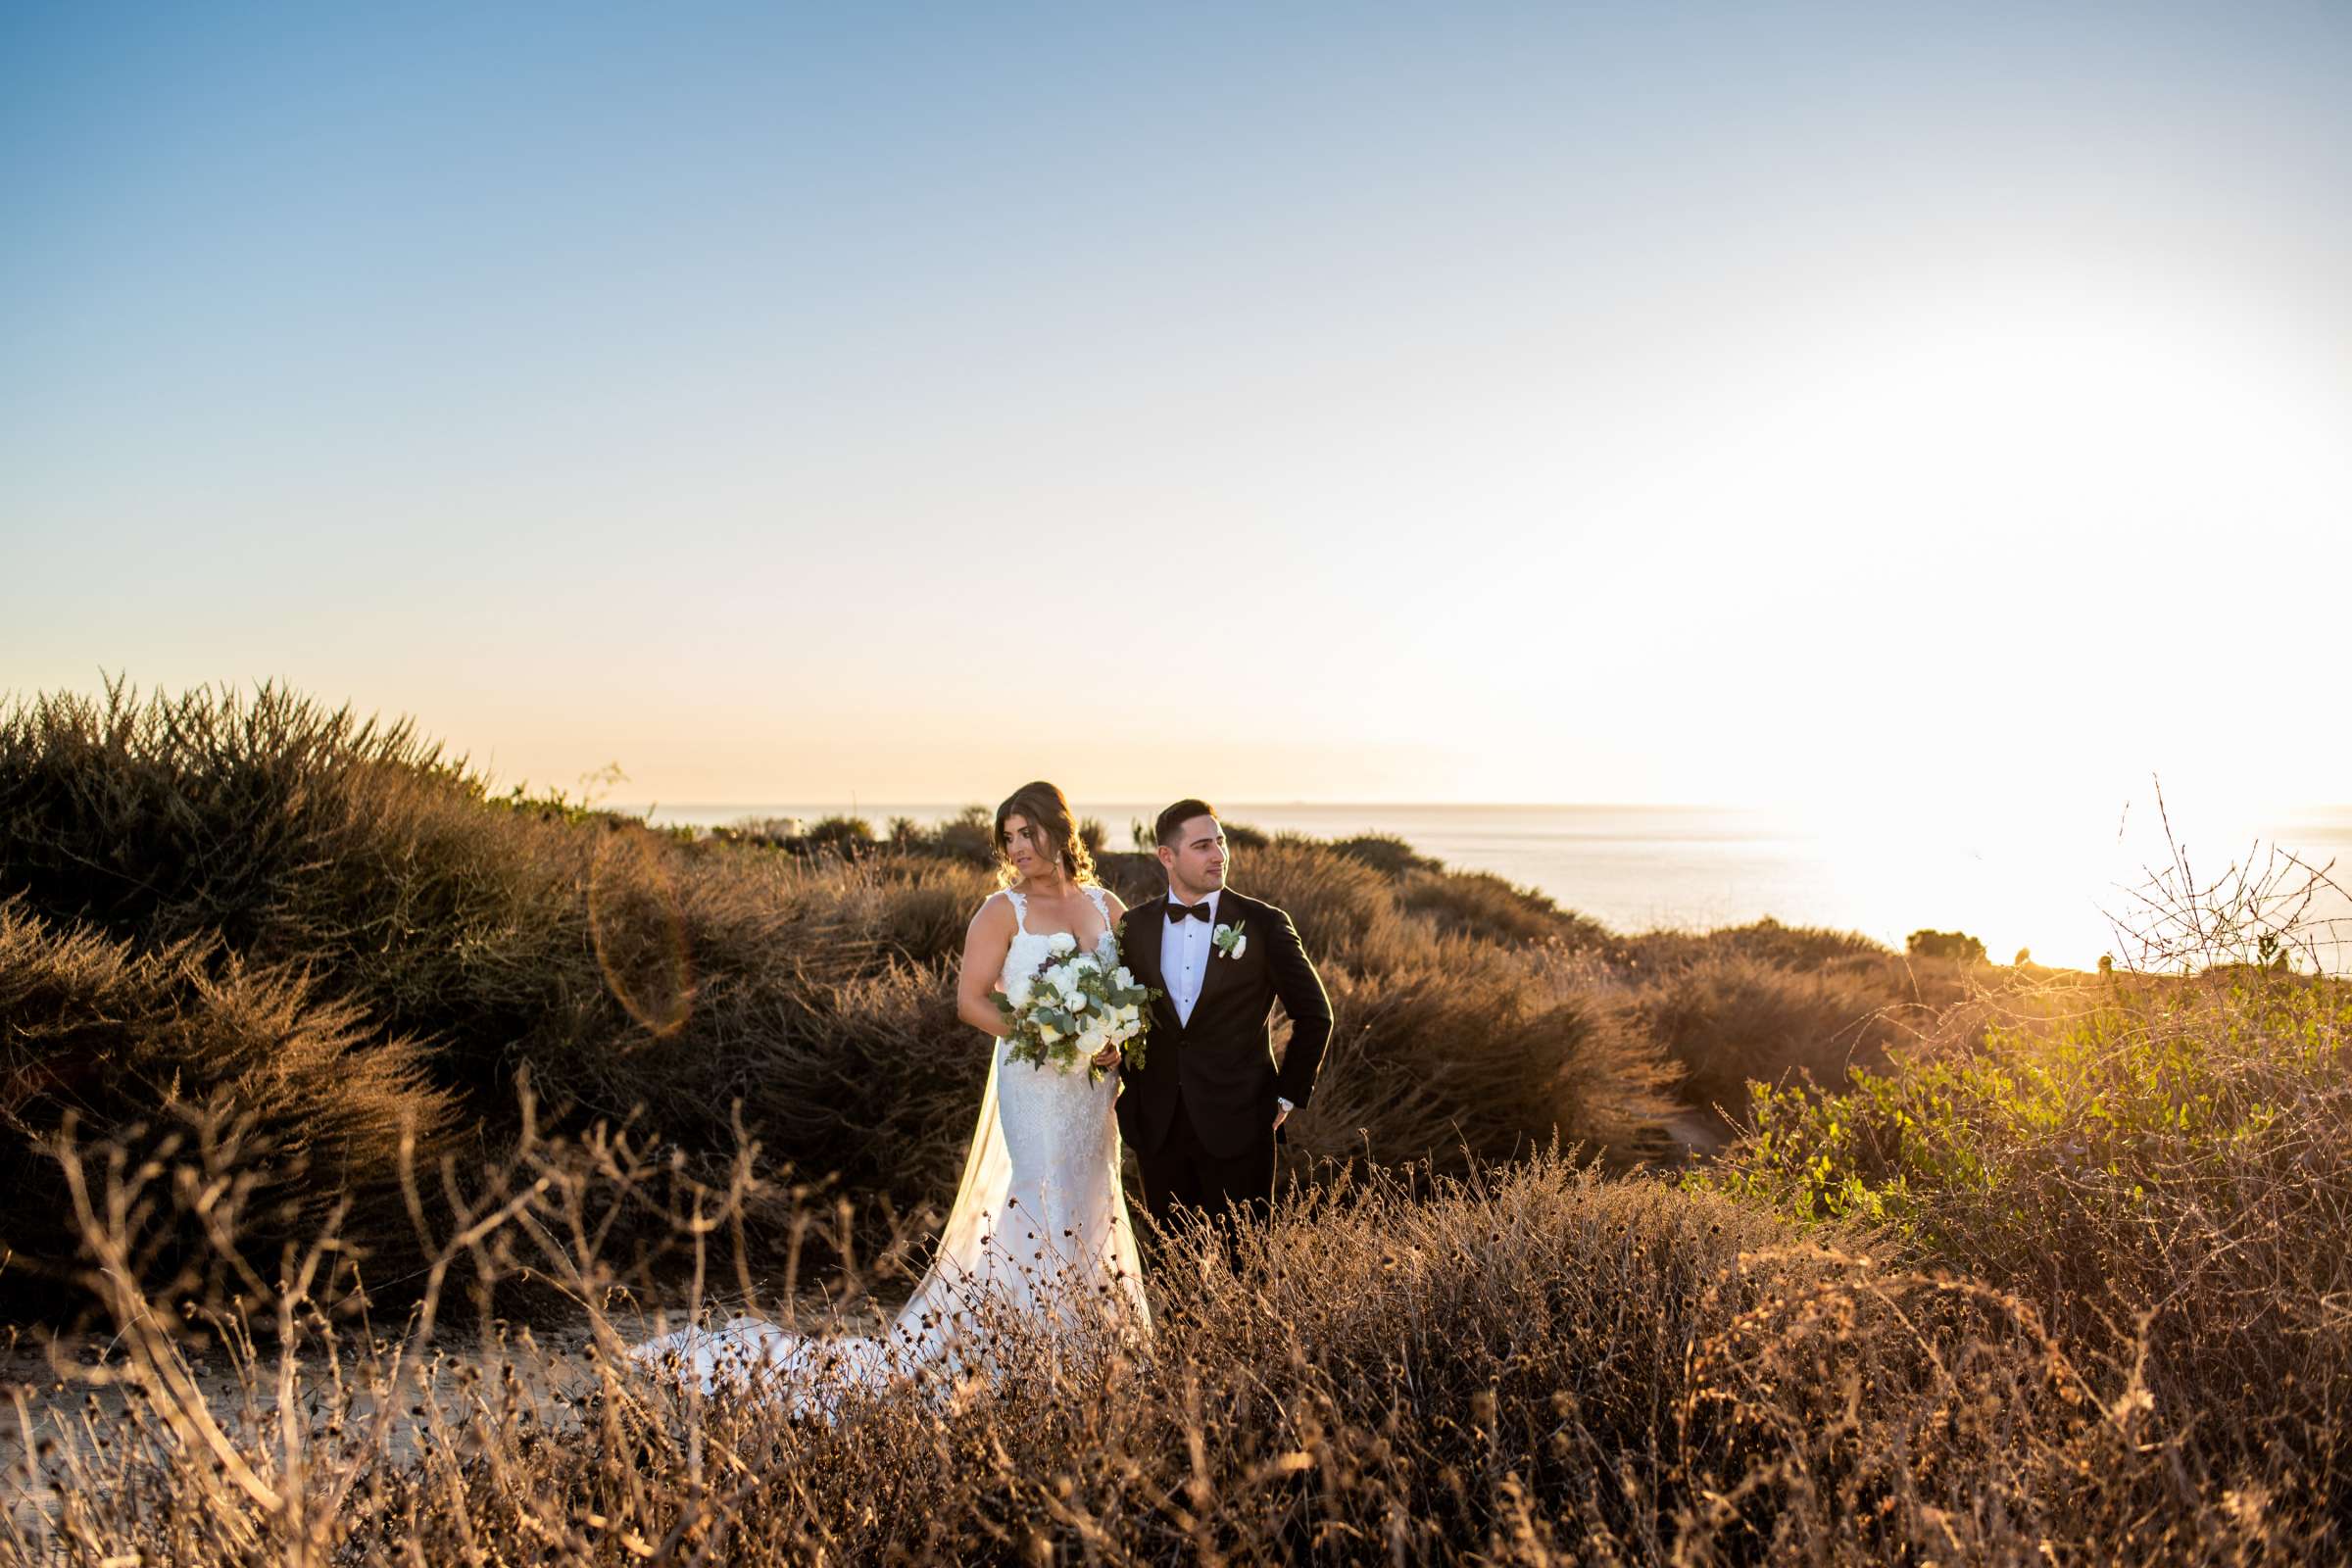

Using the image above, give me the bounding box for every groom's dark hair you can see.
[1154,799,1219,847]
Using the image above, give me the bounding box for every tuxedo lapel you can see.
[1125,895,1166,988]
[1191,889,1250,1014]
[1126,895,1182,1036]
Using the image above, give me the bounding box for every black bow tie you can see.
[1166,900,1213,923]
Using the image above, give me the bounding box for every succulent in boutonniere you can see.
[1211,920,1248,960]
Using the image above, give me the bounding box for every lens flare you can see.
[587,825,695,1041]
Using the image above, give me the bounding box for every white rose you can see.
[1069,953,1101,974]
[1006,978,1035,1009]
[1048,931,1078,956]
[1119,1004,1139,1022]
[1039,1023,1061,1044]
[1068,990,1088,1011]
[1113,966,1134,988]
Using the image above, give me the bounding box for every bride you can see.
[630,781,1152,1405]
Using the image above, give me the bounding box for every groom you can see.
[1116,799,1334,1245]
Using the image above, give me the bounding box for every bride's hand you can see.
[1089,1042,1122,1069]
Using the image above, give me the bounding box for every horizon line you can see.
[612,799,2352,815]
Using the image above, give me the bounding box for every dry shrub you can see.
[1624,917,1893,973]
[1291,942,1676,1176]
[696,958,990,1229]
[0,680,984,1276]
[1398,867,1611,950]
[1239,839,1408,968]
[0,677,674,1109]
[1667,1248,2310,1564]
[5,1122,2332,1566]
[1092,849,1161,906]
[1602,913,2018,1133]
[1711,969,2352,1514]
[1325,831,1442,877]
[0,896,458,1311]
[269,763,628,1098]
[829,858,1000,968]
[1604,922,2013,1133]
[1225,840,1682,1168]
[0,676,479,956]
[1631,953,1916,1127]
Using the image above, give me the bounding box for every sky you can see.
[5,1,2348,822]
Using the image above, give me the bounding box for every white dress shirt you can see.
[1159,886,1294,1115]
[1159,886,1222,1026]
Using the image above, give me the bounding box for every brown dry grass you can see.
[5,1104,2332,1565]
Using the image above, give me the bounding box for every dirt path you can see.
[1625,1110,1727,1168]
[0,1296,808,1545]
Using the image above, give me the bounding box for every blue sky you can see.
[5,1,2348,817]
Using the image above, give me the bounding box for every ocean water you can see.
[633,801,2352,974]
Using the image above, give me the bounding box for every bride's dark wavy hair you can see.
[992,781,1097,890]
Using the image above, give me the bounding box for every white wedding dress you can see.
[630,884,1151,1408]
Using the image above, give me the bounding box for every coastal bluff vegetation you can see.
[1,679,2345,1563]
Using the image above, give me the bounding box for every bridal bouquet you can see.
[999,933,1157,1083]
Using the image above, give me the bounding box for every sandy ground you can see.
[0,1294,834,1547]
[1,1320,573,1545]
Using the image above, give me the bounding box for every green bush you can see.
[1325,831,1442,878]
[1707,971,2352,1499]
[805,814,876,850]
[932,804,997,863]
[1906,926,1987,963]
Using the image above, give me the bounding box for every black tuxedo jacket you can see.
[1114,888,1334,1161]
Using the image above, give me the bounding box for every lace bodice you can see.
[1000,885,1119,990]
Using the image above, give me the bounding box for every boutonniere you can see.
[1211,920,1248,959]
